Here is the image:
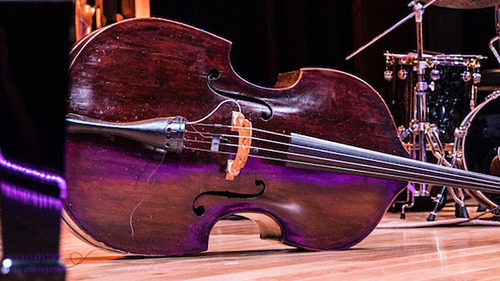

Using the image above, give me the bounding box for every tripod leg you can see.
[427,186,446,221]
[400,184,416,219]
[455,202,470,218]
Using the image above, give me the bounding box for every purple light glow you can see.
[0,150,67,199]
[1,182,63,210]
[3,252,60,262]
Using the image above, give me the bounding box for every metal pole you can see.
[413,2,430,196]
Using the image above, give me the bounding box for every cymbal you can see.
[423,0,500,9]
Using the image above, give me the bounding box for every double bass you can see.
[65,18,500,255]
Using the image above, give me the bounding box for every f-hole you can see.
[192,179,266,217]
[206,69,273,121]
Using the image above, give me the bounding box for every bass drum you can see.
[454,91,500,208]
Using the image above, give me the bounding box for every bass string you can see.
[190,123,500,188]
[184,128,500,187]
[183,138,500,191]
[182,99,500,189]
[183,146,500,192]
[184,138,427,180]
[185,129,500,189]
[183,127,500,190]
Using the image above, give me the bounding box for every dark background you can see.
[0,0,497,172]
[0,1,72,173]
[152,1,497,94]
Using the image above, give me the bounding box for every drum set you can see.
[348,0,500,220]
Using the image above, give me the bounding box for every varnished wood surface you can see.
[66,18,408,255]
[59,206,500,281]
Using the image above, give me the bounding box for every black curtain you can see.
[151,0,354,87]
[152,1,497,104]
[0,2,72,172]
[425,6,496,67]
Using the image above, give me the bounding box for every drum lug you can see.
[454,125,468,139]
[430,69,440,81]
[486,90,500,101]
[398,68,408,80]
[461,71,472,82]
[384,69,393,81]
[472,72,481,84]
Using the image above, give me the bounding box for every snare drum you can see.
[384,52,484,143]
[454,91,500,208]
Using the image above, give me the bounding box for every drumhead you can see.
[463,93,500,204]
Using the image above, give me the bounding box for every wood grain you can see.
[59,207,500,280]
[66,18,408,255]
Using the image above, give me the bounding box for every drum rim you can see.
[462,91,500,170]
[460,91,500,208]
[384,52,485,67]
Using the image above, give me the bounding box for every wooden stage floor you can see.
[61,206,500,281]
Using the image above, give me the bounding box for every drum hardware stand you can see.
[347,0,449,218]
[409,1,436,199]
[399,1,443,216]
[353,1,499,220]
[426,126,469,220]
[400,183,418,219]
[400,121,469,220]
[431,8,500,219]
[347,0,473,218]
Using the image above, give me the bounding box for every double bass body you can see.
[65,18,408,255]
